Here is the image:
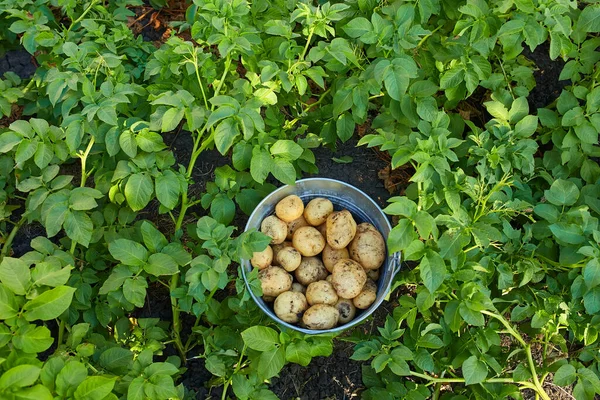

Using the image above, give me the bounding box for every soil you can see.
[0,49,36,79]
[522,42,570,110]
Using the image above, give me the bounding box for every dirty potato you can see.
[292,226,326,257]
[306,280,339,305]
[331,259,367,299]
[259,266,292,297]
[322,244,350,272]
[287,215,309,240]
[274,291,308,323]
[251,245,273,269]
[261,215,288,245]
[276,246,302,272]
[335,299,356,324]
[349,223,386,270]
[295,256,328,286]
[303,198,334,226]
[326,209,357,250]
[302,304,339,330]
[275,195,304,222]
[353,280,377,309]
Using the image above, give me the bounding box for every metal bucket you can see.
[241,178,402,334]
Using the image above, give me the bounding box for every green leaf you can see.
[109,239,148,266]
[250,148,272,183]
[344,17,373,37]
[127,376,145,400]
[11,384,53,400]
[584,259,600,289]
[514,115,537,137]
[41,191,69,237]
[123,278,147,308]
[462,356,487,385]
[119,130,137,158]
[161,107,185,132]
[97,107,118,125]
[544,179,579,206]
[155,170,180,210]
[577,4,600,33]
[286,341,312,366]
[583,286,600,314]
[0,257,30,295]
[0,365,41,388]
[384,57,418,101]
[270,140,304,160]
[141,221,168,253]
[257,347,286,380]
[13,325,53,353]
[144,253,179,276]
[271,158,296,185]
[23,286,76,321]
[336,113,355,143]
[0,283,19,319]
[241,326,280,351]
[553,364,577,386]
[125,173,154,211]
[64,211,93,247]
[98,347,134,374]
[215,118,240,155]
[211,194,235,225]
[73,376,116,400]
[333,88,353,116]
[31,263,72,287]
[420,252,446,293]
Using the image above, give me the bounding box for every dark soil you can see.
[0,49,36,79]
[522,42,569,110]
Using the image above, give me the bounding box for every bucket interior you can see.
[242,178,399,334]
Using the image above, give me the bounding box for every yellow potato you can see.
[331,259,367,299]
[275,195,304,222]
[326,209,357,249]
[295,256,328,285]
[349,223,386,270]
[261,215,288,245]
[302,304,339,330]
[251,245,273,269]
[367,268,380,281]
[316,222,328,238]
[303,198,334,226]
[292,226,326,257]
[335,299,356,324]
[271,241,292,266]
[287,215,309,240]
[322,244,350,273]
[306,280,339,305]
[291,282,306,294]
[353,280,377,309]
[259,266,292,297]
[276,246,302,272]
[274,291,308,323]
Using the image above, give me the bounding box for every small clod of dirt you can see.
[523,42,570,110]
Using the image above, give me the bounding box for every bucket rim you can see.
[241,177,400,334]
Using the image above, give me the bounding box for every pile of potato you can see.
[250,195,386,330]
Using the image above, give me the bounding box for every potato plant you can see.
[0,0,598,399]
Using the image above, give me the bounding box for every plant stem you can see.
[69,136,96,254]
[183,286,219,353]
[0,215,26,261]
[221,344,247,400]
[57,320,65,346]
[299,28,315,62]
[409,371,514,384]
[193,54,210,109]
[65,0,100,34]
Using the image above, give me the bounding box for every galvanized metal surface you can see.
[241,178,402,334]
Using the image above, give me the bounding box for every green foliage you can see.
[1,0,600,398]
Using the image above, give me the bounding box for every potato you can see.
[322,244,350,273]
[367,268,380,281]
[306,280,339,306]
[291,282,306,294]
[349,223,386,270]
[292,226,326,257]
[295,256,328,286]
[303,198,334,226]
[271,241,292,265]
[261,216,288,245]
[287,215,309,240]
[302,304,339,330]
[353,280,377,309]
[331,259,367,299]
[251,245,273,269]
[276,246,302,272]
[335,299,356,324]
[316,223,328,238]
[326,274,333,283]
[259,266,292,297]
[275,195,304,222]
[274,291,308,323]
[326,210,357,250]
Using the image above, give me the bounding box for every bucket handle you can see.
[391,252,402,278]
